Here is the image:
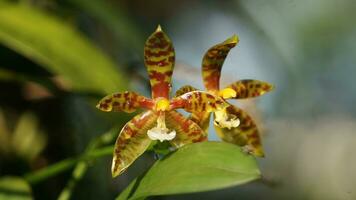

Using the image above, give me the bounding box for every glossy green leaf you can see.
[0,3,125,94]
[0,176,33,200]
[117,141,260,200]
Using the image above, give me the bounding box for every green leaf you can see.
[0,2,126,94]
[117,141,261,200]
[68,0,144,52]
[0,176,33,200]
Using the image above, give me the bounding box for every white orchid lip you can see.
[147,113,176,142]
[147,127,176,142]
[214,108,240,129]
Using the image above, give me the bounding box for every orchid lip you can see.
[147,127,176,142]
[147,113,176,142]
[214,108,240,129]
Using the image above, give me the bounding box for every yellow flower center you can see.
[219,88,236,99]
[155,98,170,111]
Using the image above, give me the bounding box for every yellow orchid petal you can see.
[96,91,153,113]
[144,25,175,99]
[202,35,239,91]
[112,111,158,177]
[224,79,274,99]
[165,111,207,148]
[171,91,228,113]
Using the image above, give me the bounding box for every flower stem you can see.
[24,145,114,185]
[24,126,118,185]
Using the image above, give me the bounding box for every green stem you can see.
[24,126,119,200]
[24,145,114,185]
[23,126,118,185]
[56,131,116,200]
[56,146,114,200]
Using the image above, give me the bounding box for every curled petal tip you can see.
[225,34,239,45]
[231,34,239,43]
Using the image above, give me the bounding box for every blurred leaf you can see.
[0,108,10,154]
[0,110,46,161]
[117,142,260,200]
[0,2,126,94]
[69,0,144,52]
[0,176,33,200]
[0,68,60,92]
[12,112,46,161]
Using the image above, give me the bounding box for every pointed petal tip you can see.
[95,103,101,109]
[111,171,119,178]
[156,24,163,32]
[231,34,239,43]
[111,158,119,178]
[268,83,275,91]
[262,81,275,92]
[111,157,124,178]
[95,102,105,111]
[95,101,111,112]
[225,34,239,45]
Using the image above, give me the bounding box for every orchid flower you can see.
[175,35,274,157]
[97,26,227,177]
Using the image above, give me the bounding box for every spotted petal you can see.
[174,86,210,132]
[202,35,239,91]
[224,79,274,99]
[171,91,228,113]
[214,105,264,157]
[112,111,158,177]
[144,25,175,99]
[165,110,207,148]
[190,112,211,133]
[96,91,154,113]
[174,85,198,97]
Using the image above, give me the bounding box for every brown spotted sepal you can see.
[112,111,158,177]
[165,111,207,148]
[214,105,264,157]
[96,91,154,113]
[223,80,274,99]
[202,35,239,92]
[174,85,198,97]
[189,111,211,133]
[171,91,229,113]
[144,25,175,99]
[174,85,211,132]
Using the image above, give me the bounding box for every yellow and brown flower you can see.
[97,26,227,177]
[175,35,274,157]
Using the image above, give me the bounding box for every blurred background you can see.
[0,0,355,199]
